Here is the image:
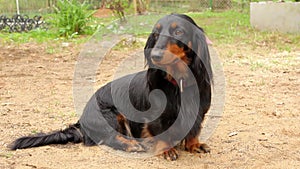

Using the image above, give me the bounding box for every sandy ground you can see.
[0,36,299,169]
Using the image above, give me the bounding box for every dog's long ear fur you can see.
[144,32,156,67]
[191,27,213,86]
[171,13,212,85]
[144,30,163,87]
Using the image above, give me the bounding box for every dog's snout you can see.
[151,50,164,62]
[151,54,163,62]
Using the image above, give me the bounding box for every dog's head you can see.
[144,14,212,84]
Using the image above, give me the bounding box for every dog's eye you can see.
[174,29,184,36]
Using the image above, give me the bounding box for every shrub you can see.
[53,0,96,38]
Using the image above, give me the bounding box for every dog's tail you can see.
[9,122,83,150]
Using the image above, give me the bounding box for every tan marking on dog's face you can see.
[167,43,185,57]
[152,43,187,65]
[151,43,186,65]
[164,60,189,81]
[151,43,191,80]
[155,23,161,29]
[171,22,177,29]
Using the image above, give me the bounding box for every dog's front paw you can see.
[154,140,179,161]
[125,139,146,152]
[115,135,146,152]
[185,142,210,153]
[161,148,179,161]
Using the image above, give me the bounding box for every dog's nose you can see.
[151,50,164,62]
[151,54,163,62]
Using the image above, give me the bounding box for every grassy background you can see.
[0,0,51,14]
[0,10,299,53]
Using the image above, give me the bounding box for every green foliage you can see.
[189,10,300,56]
[53,0,96,38]
[1,8,299,54]
[0,28,57,44]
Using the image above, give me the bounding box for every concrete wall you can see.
[250,2,300,34]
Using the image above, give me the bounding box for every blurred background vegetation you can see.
[0,0,250,39]
[0,0,299,52]
[0,0,248,14]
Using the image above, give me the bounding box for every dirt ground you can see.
[0,36,299,169]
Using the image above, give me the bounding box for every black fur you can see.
[10,14,213,159]
[10,123,82,150]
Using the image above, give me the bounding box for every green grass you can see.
[189,10,300,53]
[1,10,300,54]
[0,29,57,44]
[103,10,300,54]
[188,11,252,43]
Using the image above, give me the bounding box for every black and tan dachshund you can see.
[10,13,213,161]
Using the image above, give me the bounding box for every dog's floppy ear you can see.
[191,27,213,85]
[144,32,156,67]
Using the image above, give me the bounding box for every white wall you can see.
[250,2,300,33]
